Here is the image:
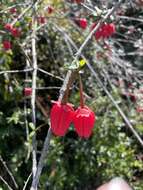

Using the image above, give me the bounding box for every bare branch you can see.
[23,173,32,190]
[0,68,33,75]
[31,11,38,187]
[38,68,64,81]
[0,176,13,190]
[0,156,18,189]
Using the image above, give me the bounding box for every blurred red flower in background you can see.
[91,22,116,40]
[3,40,12,50]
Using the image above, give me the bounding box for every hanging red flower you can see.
[37,16,46,24]
[136,106,143,113]
[50,101,74,136]
[11,27,21,37]
[73,106,95,138]
[4,23,13,31]
[3,40,12,50]
[91,22,116,40]
[9,8,17,14]
[78,18,87,29]
[24,87,32,96]
[47,6,54,14]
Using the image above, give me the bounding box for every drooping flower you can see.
[78,18,87,29]
[50,101,74,136]
[73,106,95,138]
[37,16,46,24]
[136,106,143,113]
[4,23,13,31]
[24,87,32,96]
[11,27,21,37]
[91,22,116,40]
[4,24,21,37]
[9,8,17,14]
[3,40,12,50]
[47,6,54,14]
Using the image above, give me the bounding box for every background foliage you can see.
[0,0,143,190]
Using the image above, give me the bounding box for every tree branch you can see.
[0,156,18,189]
[30,10,38,188]
[0,176,13,190]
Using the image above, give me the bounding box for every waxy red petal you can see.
[73,106,95,138]
[91,22,115,40]
[50,101,74,136]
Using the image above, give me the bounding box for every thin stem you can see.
[23,173,32,190]
[79,73,84,108]
[0,68,33,75]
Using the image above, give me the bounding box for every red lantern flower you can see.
[102,23,116,38]
[73,106,95,138]
[91,22,115,40]
[11,27,21,37]
[37,16,46,24]
[3,40,12,50]
[50,101,74,136]
[78,18,87,29]
[4,23,13,31]
[47,6,54,14]
[9,8,17,14]
[24,87,32,96]
[136,106,143,113]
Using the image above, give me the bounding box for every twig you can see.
[117,15,143,23]
[0,68,33,75]
[0,156,18,189]
[36,86,61,90]
[0,176,13,190]
[36,98,49,118]
[24,49,31,162]
[30,127,52,190]
[23,173,32,190]
[38,68,64,81]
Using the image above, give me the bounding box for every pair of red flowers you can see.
[91,23,115,40]
[50,101,95,138]
[3,23,21,50]
[4,23,21,37]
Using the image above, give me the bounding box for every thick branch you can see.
[31,14,38,187]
